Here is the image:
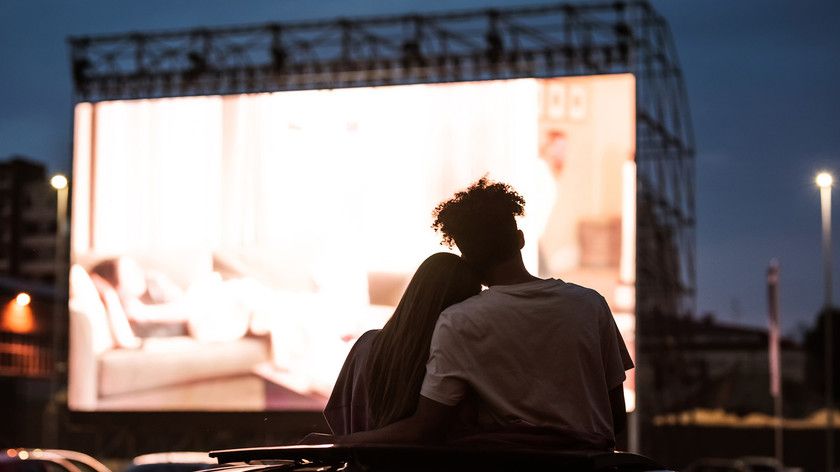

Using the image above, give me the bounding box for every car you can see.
[206,444,674,472]
[1,449,111,472]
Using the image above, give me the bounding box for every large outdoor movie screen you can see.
[68,74,636,412]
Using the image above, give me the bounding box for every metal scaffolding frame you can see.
[70,3,637,99]
[67,0,695,454]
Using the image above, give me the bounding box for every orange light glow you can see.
[15,292,31,306]
[2,299,36,334]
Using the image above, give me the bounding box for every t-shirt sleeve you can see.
[599,298,634,389]
[419,313,469,406]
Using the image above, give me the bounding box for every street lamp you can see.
[15,293,31,307]
[46,174,69,447]
[51,175,67,191]
[817,171,833,472]
[50,174,68,291]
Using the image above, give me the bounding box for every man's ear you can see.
[517,229,525,249]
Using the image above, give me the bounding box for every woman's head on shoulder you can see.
[380,251,482,360]
[367,252,481,427]
[407,252,482,309]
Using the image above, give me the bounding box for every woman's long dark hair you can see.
[365,252,482,428]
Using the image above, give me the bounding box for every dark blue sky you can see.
[1,0,838,337]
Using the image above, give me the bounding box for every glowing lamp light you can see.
[3,294,35,333]
[15,293,31,307]
[816,172,833,189]
[51,174,68,190]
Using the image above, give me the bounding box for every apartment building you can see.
[0,157,58,284]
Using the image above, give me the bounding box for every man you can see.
[335,176,633,450]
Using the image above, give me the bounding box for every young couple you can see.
[316,177,634,451]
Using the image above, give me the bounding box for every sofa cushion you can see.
[69,264,114,354]
[74,249,213,292]
[98,336,269,397]
[90,272,142,349]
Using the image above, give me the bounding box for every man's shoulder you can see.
[557,281,606,300]
[514,278,605,302]
[445,279,602,303]
[439,279,607,319]
[516,279,611,315]
[439,290,487,316]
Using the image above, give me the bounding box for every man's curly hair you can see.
[431,176,526,273]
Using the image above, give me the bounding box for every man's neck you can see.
[483,256,542,286]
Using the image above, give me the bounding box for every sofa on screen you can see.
[67,248,401,411]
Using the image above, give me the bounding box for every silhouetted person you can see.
[323,176,634,450]
[323,252,482,435]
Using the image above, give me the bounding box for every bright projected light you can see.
[69,74,636,412]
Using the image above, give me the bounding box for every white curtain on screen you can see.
[87,95,272,253]
[90,97,226,253]
[80,82,548,274]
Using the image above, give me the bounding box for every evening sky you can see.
[1,0,838,337]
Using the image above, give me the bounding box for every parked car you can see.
[206,444,674,472]
[1,449,111,472]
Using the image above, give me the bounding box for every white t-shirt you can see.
[420,278,633,442]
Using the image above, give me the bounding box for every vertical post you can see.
[818,172,833,472]
[767,260,783,467]
[46,175,69,447]
[822,184,833,472]
[627,409,638,453]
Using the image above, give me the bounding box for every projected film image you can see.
[68,74,636,412]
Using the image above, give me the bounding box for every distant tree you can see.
[803,306,840,405]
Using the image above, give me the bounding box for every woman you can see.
[323,252,482,435]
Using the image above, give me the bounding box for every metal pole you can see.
[628,408,638,453]
[44,178,68,447]
[767,260,783,467]
[821,183,833,472]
